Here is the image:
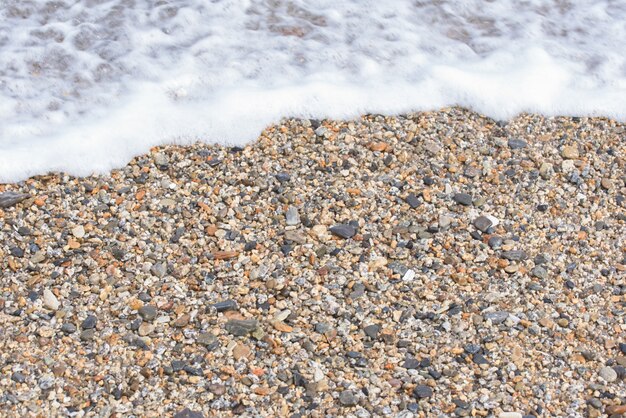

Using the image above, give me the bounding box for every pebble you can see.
[81,315,97,330]
[329,224,356,239]
[507,139,527,149]
[138,305,157,321]
[501,250,528,261]
[285,206,300,225]
[473,216,493,232]
[339,390,358,406]
[405,193,421,208]
[484,311,509,324]
[499,413,523,418]
[173,408,205,418]
[599,366,618,383]
[412,385,433,399]
[61,323,76,334]
[531,266,548,280]
[561,145,579,159]
[0,191,30,208]
[43,289,60,311]
[72,225,85,238]
[453,193,473,206]
[211,299,238,312]
[225,319,259,336]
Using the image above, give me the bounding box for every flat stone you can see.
[405,193,421,209]
[225,319,259,336]
[197,333,220,351]
[488,236,503,249]
[81,315,97,330]
[599,366,618,382]
[174,408,205,418]
[173,314,190,327]
[453,193,472,206]
[138,322,155,336]
[284,229,306,244]
[285,206,300,225]
[0,191,30,208]
[363,324,380,339]
[61,323,76,334]
[329,224,356,239]
[151,262,167,278]
[531,266,548,280]
[508,139,527,149]
[412,385,433,399]
[11,372,27,383]
[501,250,528,261]
[72,225,85,238]
[138,305,157,321]
[211,299,238,312]
[561,145,579,159]
[473,216,493,232]
[339,390,358,406]
[80,329,95,341]
[232,342,251,360]
[484,311,509,324]
[499,413,523,418]
[43,289,60,311]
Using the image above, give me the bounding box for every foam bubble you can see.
[1,0,625,182]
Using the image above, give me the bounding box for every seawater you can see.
[1,0,625,182]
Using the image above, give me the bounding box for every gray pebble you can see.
[81,315,97,330]
[484,311,509,324]
[412,385,433,399]
[599,366,618,382]
[211,299,238,313]
[225,319,259,336]
[501,250,528,261]
[453,193,473,206]
[473,216,493,232]
[138,305,157,321]
[339,390,358,406]
[508,139,528,149]
[329,224,356,239]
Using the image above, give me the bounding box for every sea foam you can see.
[1,0,625,182]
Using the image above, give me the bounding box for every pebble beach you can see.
[0,107,624,417]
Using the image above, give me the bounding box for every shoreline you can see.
[0,107,624,417]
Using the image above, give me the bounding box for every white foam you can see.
[1,0,625,182]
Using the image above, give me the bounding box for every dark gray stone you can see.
[330,224,356,239]
[473,216,493,232]
[405,193,421,209]
[138,305,157,321]
[453,193,472,206]
[81,315,97,330]
[403,357,421,369]
[412,385,433,399]
[211,299,238,313]
[363,324,380,339]
[11,372,27,383]
[488,236,503,249]
[0,192,30,208]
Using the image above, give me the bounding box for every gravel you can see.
[0,108,624,417]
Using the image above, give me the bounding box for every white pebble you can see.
[43,289,60,311]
